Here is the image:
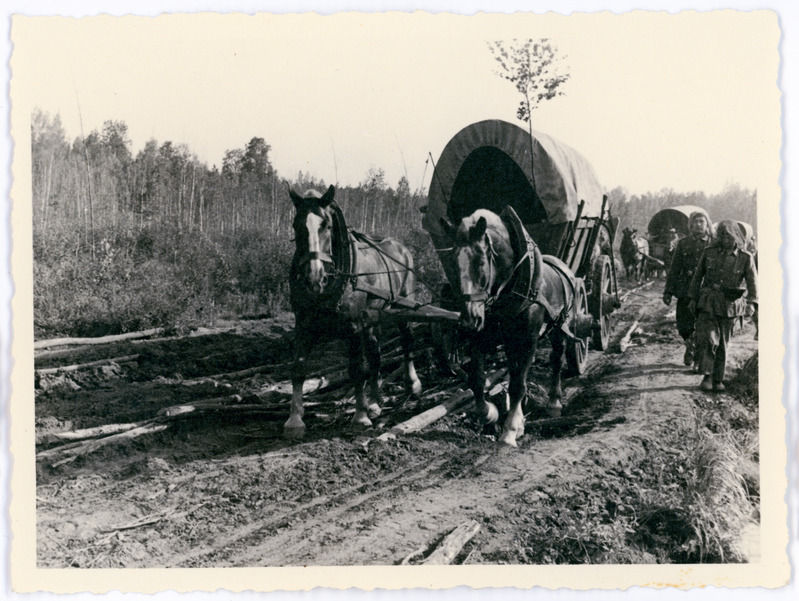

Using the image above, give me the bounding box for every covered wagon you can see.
[646,205,712,275]
[421,119,620,354]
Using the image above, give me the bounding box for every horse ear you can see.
[319,185,336,207]
[470,216,488,242]
[439,217,457,240]
[289,188,304,207]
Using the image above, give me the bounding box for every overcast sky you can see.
[1,3,798,601]
[12,8,780,196]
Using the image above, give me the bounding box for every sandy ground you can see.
[33,281,759,567]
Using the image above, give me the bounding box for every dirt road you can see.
[34,282,759,567]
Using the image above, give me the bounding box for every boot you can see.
[700,375,713,391]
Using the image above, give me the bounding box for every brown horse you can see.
[440,208,581,447]
[286,185,421,439]
[620,227,649,282]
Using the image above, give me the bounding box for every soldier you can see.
[665,227,680,252]
[663,211,712,367]
[688,220,758,392]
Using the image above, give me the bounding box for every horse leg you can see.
[399,322,422,396]
[364,327,383,420]
[349,329,373,428]
[468,336,498,424]
[547,330,566,417]
[285,320,311,439]
[498,339,532,447]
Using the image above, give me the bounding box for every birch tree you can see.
[487,38,571,124]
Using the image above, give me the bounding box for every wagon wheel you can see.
[588,254,614,351]
[566,279,591,377]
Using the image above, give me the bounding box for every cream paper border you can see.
[7,9,787,594]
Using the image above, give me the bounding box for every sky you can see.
[1,2,797,601]
[10,6,781,197]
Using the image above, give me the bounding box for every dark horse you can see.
[287,186,421,439]
[620,227,649,283]
[440,209,580,447]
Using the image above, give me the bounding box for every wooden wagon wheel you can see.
[565,279,590,376]
[588,254,615,351]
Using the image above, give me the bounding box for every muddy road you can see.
[34,282,760,567]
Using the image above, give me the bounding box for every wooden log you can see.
[423,520,481,565]
[619,280,655,302]
[619,323,639,353]
[35,422,141,445]
[34,345,94,360]
[618,306,646,353]
[36,354,140,375]
[34,328,164,350]
[157,394,248,417]
[376,368,507,441]
[37,422,168,462]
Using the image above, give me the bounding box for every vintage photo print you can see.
[5,4,790,596]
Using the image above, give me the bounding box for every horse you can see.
[439,208,580,447]
[620,227,649,282]
[286,185,422,439]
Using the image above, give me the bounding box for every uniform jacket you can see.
[665,234,712,298]
[688,243,758,318]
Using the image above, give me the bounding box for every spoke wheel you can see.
[566,280,590,377]
[589,254,614,351]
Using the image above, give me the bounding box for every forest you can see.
[30,108,758,338]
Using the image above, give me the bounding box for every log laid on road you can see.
[34,328,164,350]
[619,280,655,302]
[618,307,646,353]
[37,422,168,462]
[36,354,140,375]
[376,368,508,441]
[36,422,142,445]
[423,520,481,565]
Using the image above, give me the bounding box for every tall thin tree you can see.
[487,38,570,188]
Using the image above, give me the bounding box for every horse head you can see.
[440,210,512,332]
[289,185,336,294]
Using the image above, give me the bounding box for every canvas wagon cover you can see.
[647,205,711,238]
[422,120,605,249]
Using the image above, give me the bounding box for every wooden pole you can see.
[423,520,481,565]
[376,368,507,441]
[35,328,164,350]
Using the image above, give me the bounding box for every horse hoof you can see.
[367,404,382,420]
[409,378,422,397]
[498,433,518,447]
[284,425,306,440]
[352,413,373,428]
[547,406,562,418]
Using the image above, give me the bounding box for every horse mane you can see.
[456,209,508,243]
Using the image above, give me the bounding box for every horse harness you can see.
[484,206,575,326]
[292,202,412,311]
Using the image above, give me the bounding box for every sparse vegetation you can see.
[31,109,439,337]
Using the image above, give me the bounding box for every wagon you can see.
[420,119,621,368]
[646,205,711,274]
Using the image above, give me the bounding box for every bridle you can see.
[455,234,529,309]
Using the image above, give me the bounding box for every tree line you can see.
[31,108,757,338]
[606,184,758,244]
[31,108,434,338]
